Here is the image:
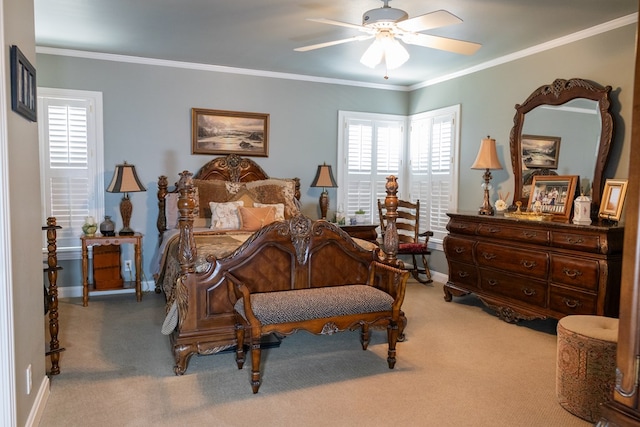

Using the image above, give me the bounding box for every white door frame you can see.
[0,1,18,424]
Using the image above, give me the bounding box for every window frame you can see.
[337,106,460,251]
[38,87,105,260]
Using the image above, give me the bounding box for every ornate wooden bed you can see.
[154,155,401,375]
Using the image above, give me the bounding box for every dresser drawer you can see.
[476,223,549,245]
[443,236,475,264]
[551,231,602,253]
[550,255,600,291]
[447,261,478,289]
[478,268,547,307]
[447,219,477,236]
[475,242,548,279]
[549,285,597,315]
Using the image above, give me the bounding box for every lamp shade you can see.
[471,137,503,170]
[310,164,337,188]
[106,162,146,193]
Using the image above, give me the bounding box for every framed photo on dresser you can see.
[527,175,578,221]
[599,179,628,222]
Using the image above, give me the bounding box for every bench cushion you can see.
[234,284,394,325]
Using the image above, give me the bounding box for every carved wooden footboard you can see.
[166,172,401,375]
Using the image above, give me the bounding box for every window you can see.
[38,88,104,259]
[338,106,459,248]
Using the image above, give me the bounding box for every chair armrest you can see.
[225,272,260,326]
[368,261,409,312]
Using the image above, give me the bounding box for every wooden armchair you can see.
[377,199,433,284]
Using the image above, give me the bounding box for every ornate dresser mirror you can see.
[509,78,614,217]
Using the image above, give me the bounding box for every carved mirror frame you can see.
[509,78,614,216]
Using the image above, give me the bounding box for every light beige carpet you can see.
[40,280,590,427]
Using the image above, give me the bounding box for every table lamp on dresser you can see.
[471,136,503,216]
[106,162,146,235]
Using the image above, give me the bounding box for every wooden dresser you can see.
[443,212,624,322]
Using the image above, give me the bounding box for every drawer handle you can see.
[487,227,501,233]
[562,298,582,308]
[454,247,466,254]
[566,237,584,245]
[521,260,537,269]
[458,271,469,278]
[522,231,537,239]
[487,279,498,286]
[522,288,536,296]
[562,268,583,279]
[482,252,496,260]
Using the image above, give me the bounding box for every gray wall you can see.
[36,22,636,286]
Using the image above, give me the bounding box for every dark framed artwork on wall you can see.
[10,45,37,122]
[191,108,269,157]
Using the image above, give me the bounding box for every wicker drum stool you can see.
[556,315,618,423]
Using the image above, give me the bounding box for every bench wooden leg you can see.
[360,324,370,350]
[387,321,398,369]
[250,341,262,393]
[235,323,245,369]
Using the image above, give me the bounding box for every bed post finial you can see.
[177,171,196,274]
[383,175,400,266]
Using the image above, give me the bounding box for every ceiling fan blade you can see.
[294,35,373,52]
[401,33,481,55]
[396,10,462,33]
[306,18,369,32]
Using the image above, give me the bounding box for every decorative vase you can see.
[100,215,116,236]
[82,216,97,237]
[355,213,365,224]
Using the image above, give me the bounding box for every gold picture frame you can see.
[191,108,269,157]
[528,175,579,221]
[598,179,628,222]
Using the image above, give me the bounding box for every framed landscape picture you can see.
[598,179,628,221]
[527,175,578,221]
[191,108,269,157]
[521,134,561,169]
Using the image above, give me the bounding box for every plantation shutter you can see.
[39,89,104,256]
[341,113,404,224]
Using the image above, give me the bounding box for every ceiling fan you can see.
[295,0,481,73]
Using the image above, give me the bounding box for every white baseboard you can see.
[57,280,156,299]
[25,375,50,427]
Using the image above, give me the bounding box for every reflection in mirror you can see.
[509,78,613,218]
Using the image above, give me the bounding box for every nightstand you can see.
[339,224,379,244]
[80,233,143,306]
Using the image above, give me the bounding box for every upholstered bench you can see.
[556,315,618,422]
[225,261,409,393]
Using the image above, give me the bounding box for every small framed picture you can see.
[521,135,561,169]
[191,108,269,157]
[528,175,579,221]
[9,45,37,122]
[598,179,628,222]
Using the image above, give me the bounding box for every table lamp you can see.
[471,136,503,215]
[310,163,337,220]
[106,162,146,235]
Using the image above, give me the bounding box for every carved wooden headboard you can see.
[156,154,300,239]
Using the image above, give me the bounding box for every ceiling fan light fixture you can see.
[360,31,409,70]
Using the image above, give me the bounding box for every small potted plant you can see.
[355,209,366,224]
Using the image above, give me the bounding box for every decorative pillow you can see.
[193,179,230,218]
[225,182,244,195]
[244,179,300,218]
[254,202,285,221]
[238,206,277,231]
[230,187,259,208]
[209,201,244,230]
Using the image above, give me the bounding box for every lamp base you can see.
[118,227,135,236]
[478,169,495,216]
[319,190,329,220]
